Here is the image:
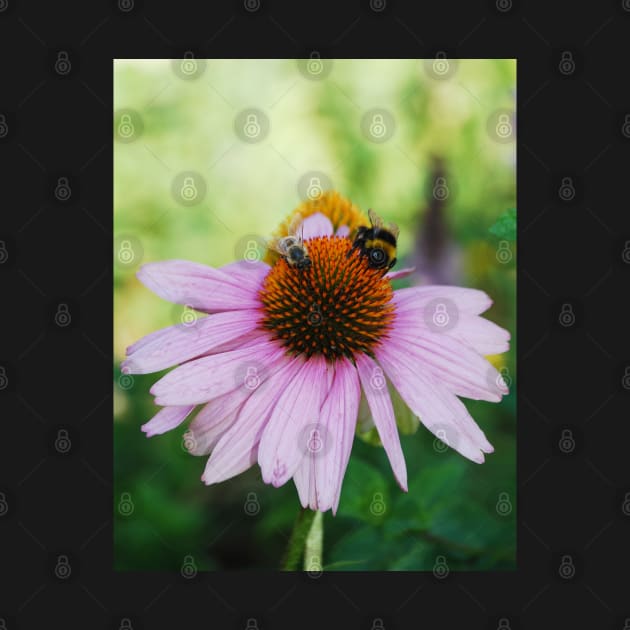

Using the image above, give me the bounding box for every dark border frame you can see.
[2,1,629,628]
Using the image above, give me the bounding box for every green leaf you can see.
[355,426,383,447]
[391,382,419,435]
[355,383,418,444]
[388,540,437,570]
[337,457,388,524]
[327,525,383,571]
[489,207,516,241]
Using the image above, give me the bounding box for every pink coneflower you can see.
[122,193,510,514]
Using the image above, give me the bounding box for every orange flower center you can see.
[259,236,395,361]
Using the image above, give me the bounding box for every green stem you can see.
[281,508,323,571]
[303,510,323,572]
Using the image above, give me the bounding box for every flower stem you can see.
[303,510,323,572]
[281,508,323,571]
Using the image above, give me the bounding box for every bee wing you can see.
[368,208,385,229]
[286,214,305,242]
[266,236,286,255]
[387,221,400,240]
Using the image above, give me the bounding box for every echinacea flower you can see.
[122,192,510,514]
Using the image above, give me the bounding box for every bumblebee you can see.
[349,208,399,271]
[268,230,312,270]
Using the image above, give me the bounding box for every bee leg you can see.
[388,257,397,270]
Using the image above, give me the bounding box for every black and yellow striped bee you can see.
[349,209,399,271]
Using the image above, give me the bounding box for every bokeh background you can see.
[114,58,516,571]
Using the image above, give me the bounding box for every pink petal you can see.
[389,318,506,402]
[137,260,262,312]
[141,405,194,437]
[436,385,494,454]
[395,295,510,357]
[335,225,351,238]
[258,357,330,487]
[449,315,510,355]
[355,353,408,491]
[393,285,493,315]
[185,346,293,456]
[122,309,261,374]
[184,386,252,456]
[376,342,487,463]
[299,212,334,239]
[293,453,315,509]
[218,260,270,292]
[379,336,495,453]
[203,328,269,356]
[293,359,361,513]
[385,267,416,281]
[201,356,300,485]
[150,339,284,406]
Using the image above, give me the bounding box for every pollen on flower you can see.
[264,191,367,266]
[259,236,395,361]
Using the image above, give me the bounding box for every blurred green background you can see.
[114,58,516,571]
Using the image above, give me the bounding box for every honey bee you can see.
[268,222,312,270]
[349,208,399,270]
